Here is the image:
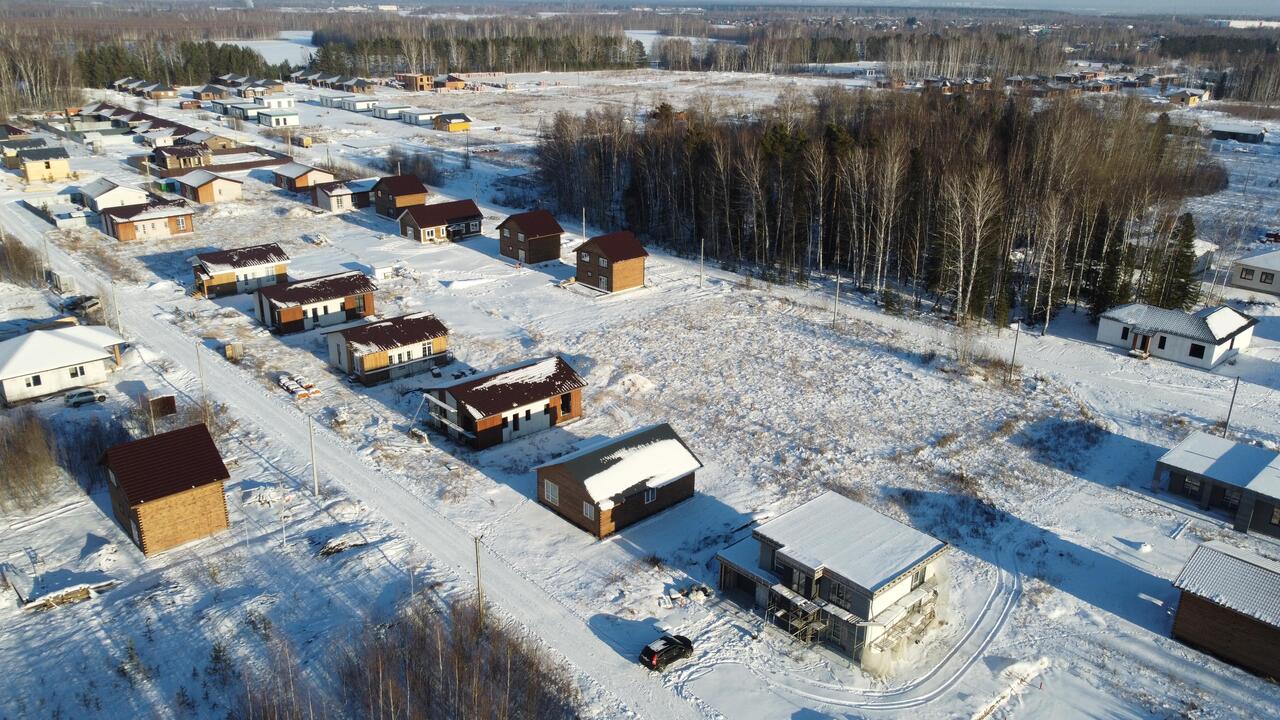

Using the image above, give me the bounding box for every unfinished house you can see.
[535,423,702,538]
[1172,541,1280,680]
[324,313,449,385]
[254,270,377,334]
[102,424,231,556]
[1152,431,1280,540]
[189,243,290,298]
[716,491,948,671]
[425,356,586,450]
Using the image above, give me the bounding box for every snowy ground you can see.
[2,83,1280,719]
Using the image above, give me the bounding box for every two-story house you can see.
[423,356,585,449]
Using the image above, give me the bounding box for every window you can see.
[24,374,41,387]
[1189,343,1206,360]
[424,228,435,239]
[599,257,608,267]
[1183,475,1202,498]
[469,221,479,231]
[501,228,509,237]
[543,480,559,506]
[911,567,927,590]
[829,580,855,611]
[644,488,657,504]
[1272,506,1280,525]
[518,232,526,242]
[512,414,520,431]
[1224,488,1242,511]
[1120,327,1129,341]
[524,409,531,420]
[582,502,595,520]
[560,393,572,414]
[69,366,84,379]
[580,252,590,262]
[1157,335,1166,350]
[1263,272,1275,285]
[1240,267,1255,280]
[176,216,187,230]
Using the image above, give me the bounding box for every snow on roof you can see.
[0,325,124,380]
[536,424,702,508]
[191,243,289,273]
[1101,303,1256,344]
[331,313,448,356]
[1158,431,1280,499]
[1236,248,1280,272]
[1174,541,1280,628]
[1209,122,1265,137]
[440,356,586,419]
[79,177,141,199]
[173,169,239,188]
[757,491,946,594]
[102,201,191,222]
[273,162,321,179]
[257,270,376,308]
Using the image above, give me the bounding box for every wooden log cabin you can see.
[325,313,449,385]
[575,231,648,293]
[189,243,290,297]
[425,356,585,449]
[101,424,231,556]
[498,209,564,264]
[1172,541,1280,680]
[536,423,702,538]
[254,270,377,334]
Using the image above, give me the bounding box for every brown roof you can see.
[441,356,586,419]
[192,243,289,271]
[374,174,429,197]
[580,231,648,262]
[155,144,209,158]
[101,199,191,221]
[331,313,448,355]
[499,209,563,238]
[102,424,229,505]
[257,270,377,308]
[401,199,482,228]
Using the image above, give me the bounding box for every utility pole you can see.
[281,512,288,548]
[581,207,586,241]
[474,536,484,628]
[832,271,841,329]
[699,237,704,288]
[308,417,319,497]
[111,287,122,335]
[195,341,208,426]
[1222,376,1241,438]
[1008,322,1021,385]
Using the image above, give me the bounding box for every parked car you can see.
[60,294,95,312]
[638,634,693,671]
[64,389,106,407]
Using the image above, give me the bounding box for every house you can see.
[0,325,125,405]
[1171,541,1280,679]
[424,356,586,449]
[257,109,300,128]
[372,174,429,217]
[575,231,648,293]
[1209,123,1266,144]
[190,242,290,297]
[179,131,237,151]
[324,313,449,385]
[78,177,149,212]
[398,199,483,243]
[0,123,29,140]
[400,109,440,126]
[254,270,377,334]
[1169,88,1206,106]
[208,98,237,115]
[338,78,376,95]
[17,147,71,183]
[1,137,46,168]
[498,210,564,264]
[1152,431,1280,540]
[1229,249,1280,296]
[435,75,466,91]
[101,424,230,556]
[433,113,472,132]
[271,162,334,193]
[226,102,262,120]
[395,72,432,91]
[172,169,242,204]
[535,424,702,538]
[716,491,949,669]
[318,92,355,108]
[193,84,228,101]
[143,84,179,100]
[311,177,377,213]
[373,104,411,120]
[254,95,296,110]
[337,97,379,113]
[151,144,211,171]
[100,201,194,241]
[1097,304,1256,368]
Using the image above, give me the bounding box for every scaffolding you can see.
[768,584,828,643]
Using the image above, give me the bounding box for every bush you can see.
[0,232,44,288]
[383,145,441,185]
[0,409,61,511]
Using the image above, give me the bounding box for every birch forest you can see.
[537,90,1226,327]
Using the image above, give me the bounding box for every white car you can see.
[64,389,107,408]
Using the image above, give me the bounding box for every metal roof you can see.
[499,209,563,238]
[400,199,481,229]
[1100,303,1256,344]
[328,313,448,355]
[435,356,586,419]
[534,424,702,507]
[1174,541,1280,628]
[579,231,648,262]
[1158,431,1280,500]
[0,325,124,380]
[1236,248,1280,273]
[102,424,229,505]
[257,270,376,308]
[191,243,289,272]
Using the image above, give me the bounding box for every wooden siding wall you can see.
[132,481,230,556]
[609,257,646,292]
[500,228,560,264]
[1173,591,1280,680]
[537,464,603,536]
[465,388,581,449]
[600,473,694,536]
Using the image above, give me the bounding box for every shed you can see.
[1173,541,1280,679]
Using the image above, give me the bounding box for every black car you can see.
[639,634,693,671]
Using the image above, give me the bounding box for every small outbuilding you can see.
[536,424,702,538]
[575,231,648,293]
[102,424,231,556]
[1172,541,1280,679]
[78,177,150,212]
[434,113,472,132]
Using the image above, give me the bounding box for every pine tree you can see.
[1163,212,1202,311]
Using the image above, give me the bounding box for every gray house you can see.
[716,491,948,671]
[1152,431,1280,539]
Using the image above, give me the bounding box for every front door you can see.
[518,248,525,263]
[1138,334,1151,352]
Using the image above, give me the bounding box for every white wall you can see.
[87,186,148,212]
[1,359,110,404]
[1097,316,1244,369]
[498,397,554,443]
[326,333,349,372]
[208,179,242,202]
[868,558,941,619]
[1228,261,1280,296]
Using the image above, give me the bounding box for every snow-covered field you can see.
[2,77,1280,719]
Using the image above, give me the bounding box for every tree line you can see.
[537,89,1225,329]
[75,41,287,89]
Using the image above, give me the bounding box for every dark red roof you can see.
[401,199,481,228]
[441,356,586,418]
[374,174,429,197]
[331,313,448,354]
[192,243,289,271]
[257,270,377,307]
[581,231,648,262]
[102,424,229,505]
[499,209,563,238]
